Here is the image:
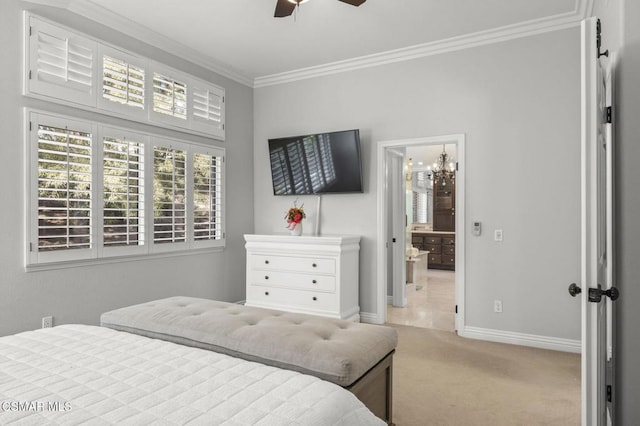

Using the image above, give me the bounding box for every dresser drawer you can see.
[442,237,455,246]
[443,246,455,255]
[247,286,338,312]
[424,236,441,245]
[250,254,335,274]
[249,270,336,292]
[428,254,442,264]
[442,255,456,265]
[425,244,441,254]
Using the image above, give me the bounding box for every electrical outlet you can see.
[493,300,503,313]
[494,229,503,242]
[41,316,53,328]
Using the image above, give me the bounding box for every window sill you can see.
[25,246,224,273]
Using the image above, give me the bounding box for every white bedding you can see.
[0,325,384,425]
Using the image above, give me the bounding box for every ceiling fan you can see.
[274,0,367,18]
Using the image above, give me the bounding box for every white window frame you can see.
[25,15,98,108]
[97,46,148,120]
[98,126,150,258]
[24,12,225,141]
[27,111,98,265]
[190,145,225,250]
[25,109,226,269]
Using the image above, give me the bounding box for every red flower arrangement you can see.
[285,201,306,230]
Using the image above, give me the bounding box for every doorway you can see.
[376,134,465,331]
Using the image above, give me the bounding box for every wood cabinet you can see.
[433,175,455,231]
[244,234,361,321]
[411,233,455,270]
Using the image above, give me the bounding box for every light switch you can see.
[473,222,481,236]
[494,229,503,242]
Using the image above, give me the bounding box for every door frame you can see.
[376,134,466,328]
[386,148,407,307]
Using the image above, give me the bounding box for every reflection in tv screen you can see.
[268,129,363,195]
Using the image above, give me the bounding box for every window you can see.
[98,47,146,119]
[27,111,225,268]
[191,84,225,135]
[152,71,187,121]
[102,130,146,255]
[152,145,187,247]
[192,149,224,244]
[27,15,97,107]
[25,13,226,140]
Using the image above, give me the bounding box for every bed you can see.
[0,324,385,425]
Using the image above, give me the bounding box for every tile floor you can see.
[386,267,456,332]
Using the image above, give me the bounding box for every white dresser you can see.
[244,234,361,321]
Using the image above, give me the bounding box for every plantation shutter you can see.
[303,136,325,193]
[98,47,146,118]
[191,84,225,138]
[32,113,95,263]
[152,144,186,248]
[27,16,96,107]
[192,149,224,245]
[102,132,146,254]
[152,68,188,124]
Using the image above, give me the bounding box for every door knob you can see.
[568,283,581,297]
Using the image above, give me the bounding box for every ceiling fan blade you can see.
[274,0,296,17]
[338,0,367,6]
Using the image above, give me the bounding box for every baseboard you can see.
[360,311,383,325]
[386,296,393,304]
[459,326,581,353]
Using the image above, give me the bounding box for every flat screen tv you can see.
[268,129,363,195]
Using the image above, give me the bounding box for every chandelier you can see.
[430,145,456,185]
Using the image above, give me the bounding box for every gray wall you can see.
[0,0,254,336]
[255,29,582,340]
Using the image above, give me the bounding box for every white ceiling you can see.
[59,0,588,86]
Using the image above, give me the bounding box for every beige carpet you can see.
[390,324,581,425]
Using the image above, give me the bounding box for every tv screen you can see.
[268,129,363,195]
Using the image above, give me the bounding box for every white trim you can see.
[359,311,380,325]
[459,326,581,354]
[254,11,582,87]
[25,246,224,272]
[376,134,465,327]
[27,0,589,89]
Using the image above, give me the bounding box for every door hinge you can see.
[455,305,458,314]
[29,121,32,131]
[606,106,612,123]
[29,26,32,36]
[456,162,459,171]
[29,242,33,252]
[607,385,612,402]
[28,70,32,80]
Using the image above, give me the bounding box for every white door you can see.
[578,17,617,426]
[386,149,406,307]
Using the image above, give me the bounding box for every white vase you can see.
[290,222,303,236]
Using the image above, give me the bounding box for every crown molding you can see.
[61,0,254,87]
[254,9,584,88]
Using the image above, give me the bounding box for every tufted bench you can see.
[101,296,398,424]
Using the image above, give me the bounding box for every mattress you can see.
[0,325,384,425]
